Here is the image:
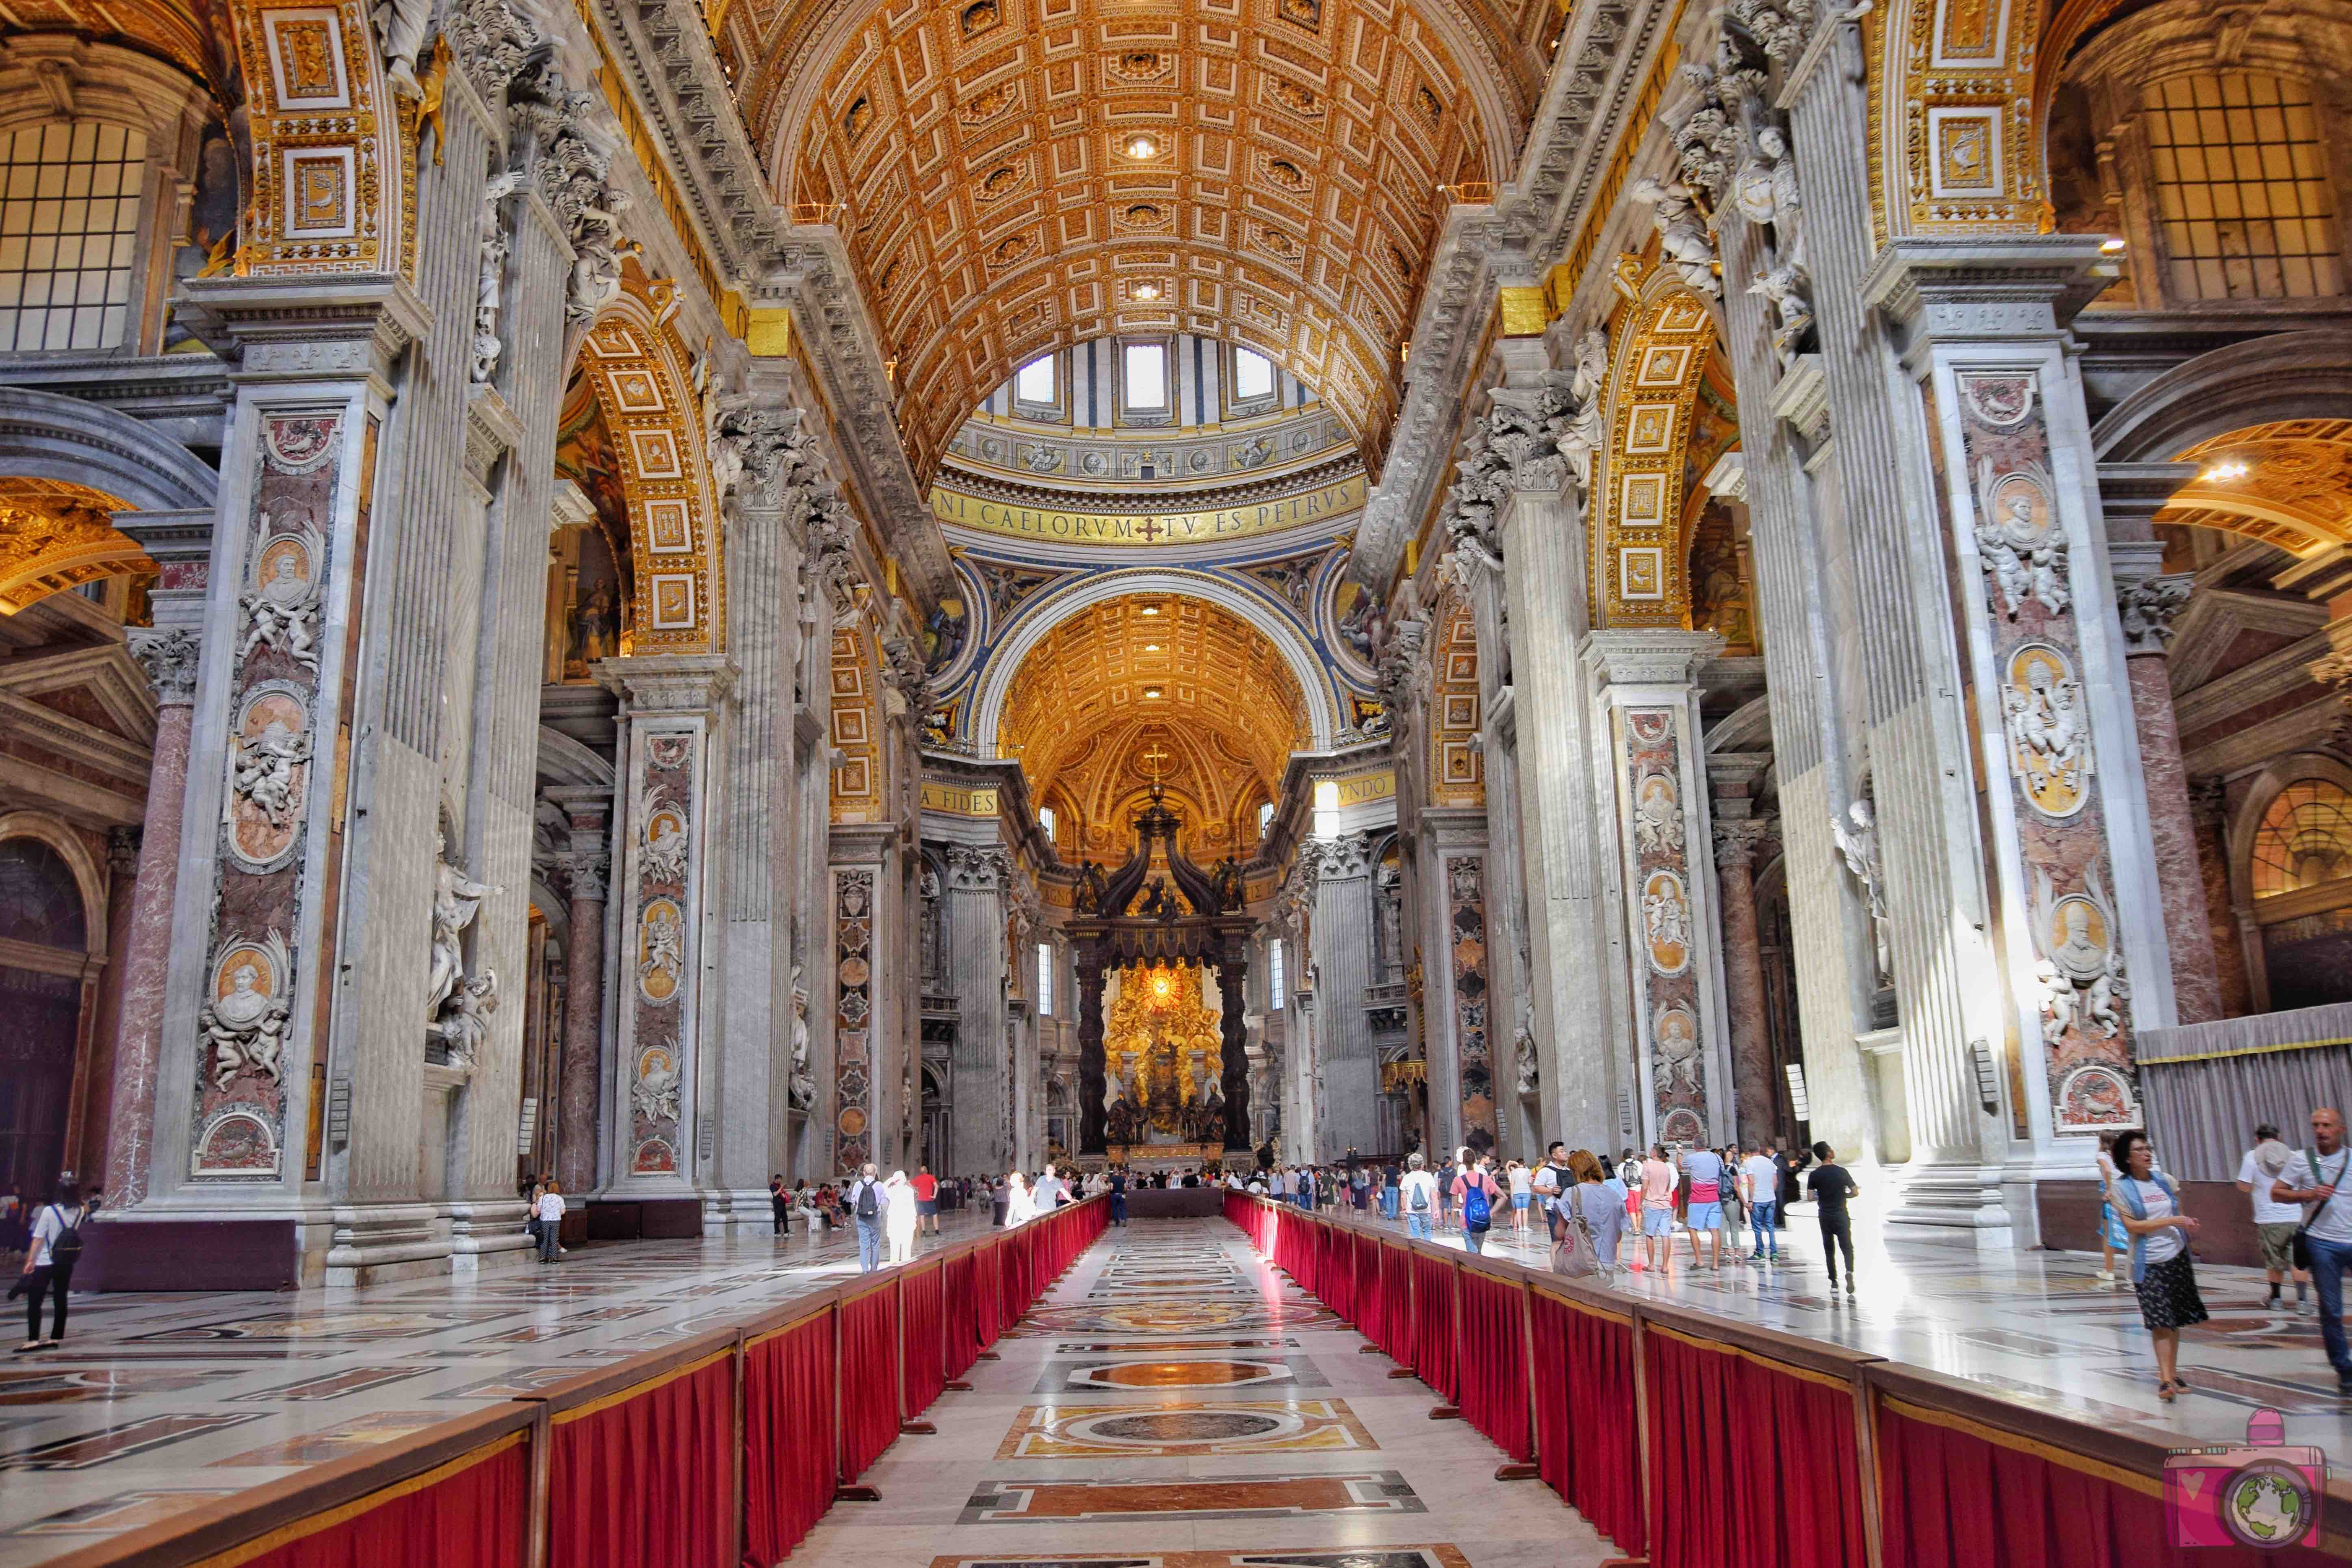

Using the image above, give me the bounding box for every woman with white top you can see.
[2109,1128,2207,1401]
[1507,1160,1534,1236]
[884,1171,918,1265]
[1003,1170,1037,1227]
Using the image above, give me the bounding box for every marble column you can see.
[595,655,734,1195]
[104,628,199,1207]
[1310,834,1380,1159]
[2112,550,2222,1024]
[1217,944,1251,1150]
[2188,779,2254,1018]
[1491,375,1624,1154]
[944,845,1010,1172]
[1711,812,1776,1147]
[546,788,610,1195]
[1587,631,1731,1146]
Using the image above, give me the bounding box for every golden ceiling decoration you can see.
[2159,420,2352,553]
[830,623,884,823]
[1002,592,1304,841]
[1427,592,1481,808]
[1593,264,1714,627]
[0,477,149,614]
[761,0,1515,488]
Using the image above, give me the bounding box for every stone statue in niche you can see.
[1747,264,1813,370]
[239,518,323,670]
[429,970,499,1072]
[1830,796,1893,982]
[201,932,292,1090]
[427,828,502,1026]
[372,0,434,97]
[1728,125,1804,272]
[1513,998,1538,1096]
[472,170,526,383]
[788,977,816,1111]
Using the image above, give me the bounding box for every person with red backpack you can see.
[12,1178,85,1353]
[1451,1150,1505,1255]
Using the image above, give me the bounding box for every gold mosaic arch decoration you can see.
[2156,420,2352,552]
[569,275,727,655]
[1427,591,1482,808]
[1868,0,2049,241]
[1592,258,1716,627]
[830,620,884,823]
[767,0,1504,487]
[230,0,407,274]
[0,478,153,614]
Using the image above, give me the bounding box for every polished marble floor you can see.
[1342,1185,2352,1462]
[0,1212,989,1566]
[808,1218,1601,1568]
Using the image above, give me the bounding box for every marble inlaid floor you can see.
[1336,1186,2352,1462]
[799,1219,1604,1568]
[0,1211,996,1565]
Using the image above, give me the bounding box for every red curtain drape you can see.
[1410,1252,1458,1402]
[1000,1229,1028,1324]
[1456,1271,1531,1462]
[975,1242,1004,1349]
[1354,1233,1383,1347]
[1644,1328,1865,1568]
[837,1285,900,1484]
[900,1263,946,1419]
[1876,1399,2336,1568]
[234,1432,528,1568]
[1551,1295,1645,1556]
[549,1356,733,1568]
[741,1313,836,1568]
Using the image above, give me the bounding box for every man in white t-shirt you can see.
[1740,1145,1781,1263]
[2272,1108,2352,1392]
[1398,1151,1439,1241]
[2236,1122,2309,1314]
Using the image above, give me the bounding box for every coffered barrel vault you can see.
[754,0,1535,487]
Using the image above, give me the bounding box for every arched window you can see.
[2142,72,2341,302]
[2250,778,2352,899]
[0,121,148,352]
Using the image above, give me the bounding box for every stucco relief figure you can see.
[1232,432,1273,468]
[1976,470,2069,619]
[472,171,525,383]
[1747,264,1813,369]
[1831,796,1893,981]
[1655,1005,1701,1093]
[633,1043,680,1125]
[640,793,689,884]
[1642,869,1691,973]
[239,522,322,670]
[427,830,502,1023]
[373,0,433,97]
[228,693,311,863]
[2002,645,2092,816]
[1634,770,1685,853]
[201,933,292,1090]
[1728,125,1804,272]
[1629,175,1720,297]
[638,897,685,1002]
[2034,872,2129,1040]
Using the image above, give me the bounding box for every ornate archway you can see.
[1592,264,1717,626]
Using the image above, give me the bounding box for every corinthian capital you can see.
[946,844,1009,892]
[1712,815,1772,872]
[2116,573,2194,655]
[130,626,200,705]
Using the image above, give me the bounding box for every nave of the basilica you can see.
[2,0,2352,1556]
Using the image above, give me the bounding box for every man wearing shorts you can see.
[913,1165,940,1234]
[1639,1145,1678,1272]
[1680,1143,1728,1269]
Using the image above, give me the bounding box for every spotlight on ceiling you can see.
[1139,605,1160,616]
[1134,281,1161,301]
[1144,642,1161,652]
[1127,134,1160,158]
[1143,687,1164,699]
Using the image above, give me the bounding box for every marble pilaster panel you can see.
[832,862,881,1175]
[594,655,734,1193]
[945,845,1011,1174]
[1308,833,1380,1160]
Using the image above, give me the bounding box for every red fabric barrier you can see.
[1325,1224,1354,1321]
[837,1284,900,1484]
[550,1354,732,1568]
[1000,1229,1028,1325]
[1377,1242,1412,1361]
[1353,1234,1381,1343]
[235,1430,527,1568]
[1876,1398,2335,1568]
[1456,1269,1531,1462]
[974,1241,1004,1349]
[942,1253,978,1379]
[742,1312,836,1568]
[1530,1291,1644,1555]
[1409,1251,1458,1402]
[1645,1326,1865,1568]
[900,1263,946,1418]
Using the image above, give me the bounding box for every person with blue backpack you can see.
[1452,1150,1505,1255]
